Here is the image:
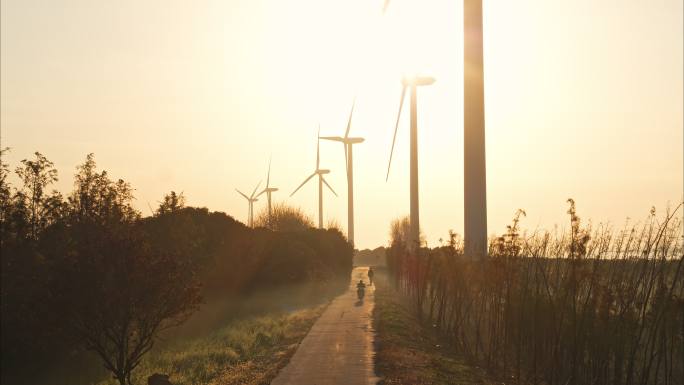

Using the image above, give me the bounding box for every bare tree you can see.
[55,226,201,385]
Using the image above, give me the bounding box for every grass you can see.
[95,305,326,385]
[373,270,495,385]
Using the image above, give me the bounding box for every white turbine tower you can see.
[257,158,279,229]
[386,76,435,250]
[236,180,261,228]
[320,100,364,247]
[291,129,338,229]
[463,0,488,257]
[383,0,488,257]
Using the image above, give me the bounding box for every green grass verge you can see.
[373,274,494,385]
[96,305,326,385]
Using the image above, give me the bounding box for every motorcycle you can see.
[357,284,366,300]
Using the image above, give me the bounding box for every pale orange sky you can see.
[2,0,682,249]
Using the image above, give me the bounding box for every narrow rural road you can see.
[271,266,379,385]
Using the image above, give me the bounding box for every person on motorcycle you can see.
[356,280,366,299]
[367,267,375,285]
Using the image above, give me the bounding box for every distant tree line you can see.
[0,150,352,384]
[386,201,684,385]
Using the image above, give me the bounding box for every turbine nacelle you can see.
[321,136,365,144]
[402,76,435,87]
[316,169,330,175]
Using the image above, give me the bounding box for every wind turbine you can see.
[236,181,261,228]
[386,76,435,250]
[383,0,488,257]
[291,129,338,229]
[320,100,364,247]
[257,158,279,229]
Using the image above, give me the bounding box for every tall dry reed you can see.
[387,201,684,385]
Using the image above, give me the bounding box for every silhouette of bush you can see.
[0,152,352,383]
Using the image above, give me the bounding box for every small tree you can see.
[68,153,139,224]
[156,191,185,215]
[0,148,11,225]
[253,203,314,231]
[491,209,526,257]
[14,152,63,239]
[388,216,426,249]
[53,225,201,385]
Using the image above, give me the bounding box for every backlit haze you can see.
[2,0,682,249]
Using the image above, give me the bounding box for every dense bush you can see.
[387,201,683,385]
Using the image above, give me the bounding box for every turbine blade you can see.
[382,0,390,14]
[387,85,406,181]
[319,136,344,141]
[317,125,321,169]
[290,172,316,196]
[321,176,338,197]
[266,156,271,187]
[344,98,356,139]
[236,189,249,200]
[250,180,262,198]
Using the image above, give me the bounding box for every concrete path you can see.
[271,266,379,385]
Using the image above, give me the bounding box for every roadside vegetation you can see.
[373,268,494,384]
[99,305,326,385]
[0,150,352,385]
[386,200,683,385]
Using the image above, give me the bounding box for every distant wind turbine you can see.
[236,180,261,228]
[320,99,364,247]
[386,76,435,250]
[291,129,338,229]
[257,158,279,229]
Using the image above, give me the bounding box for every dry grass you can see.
[373,270,495,385]
[95,305,326,385]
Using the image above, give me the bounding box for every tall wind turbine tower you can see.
[464,0,487,257]
[236,181,261,228]
[291,130,338,229]
[387,76,435,250]
[320,100,364,247]
[257,158,278,229]
[382,0,488,256]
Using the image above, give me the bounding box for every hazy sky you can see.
[2,0,682,249]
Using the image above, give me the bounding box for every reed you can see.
[386,202,684,385]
